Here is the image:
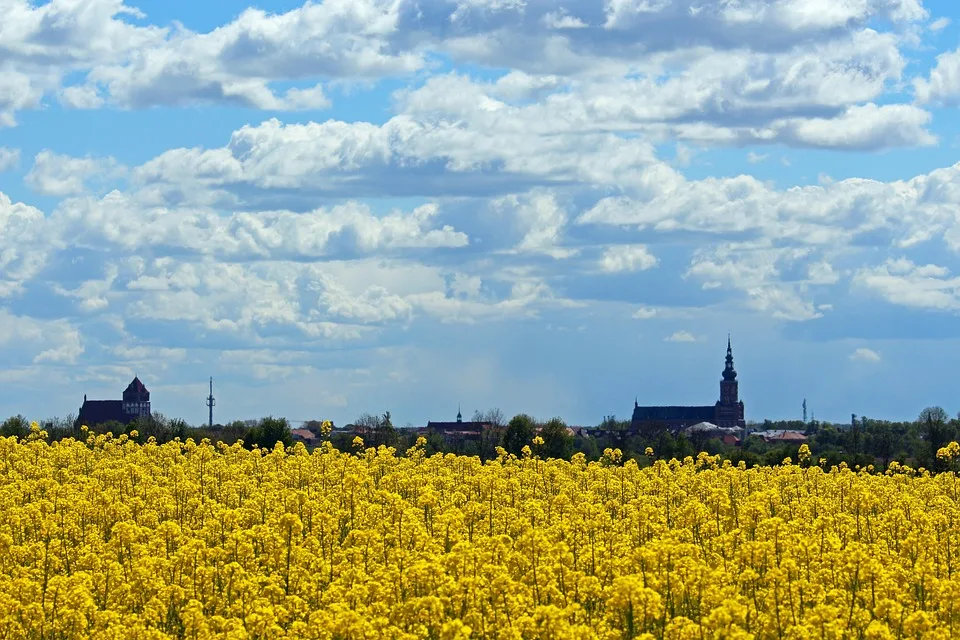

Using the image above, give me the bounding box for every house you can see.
[291,428,319,446]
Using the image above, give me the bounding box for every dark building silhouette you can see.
[631,337,746,432]
[76,376,151,428]
[422,405,493,441]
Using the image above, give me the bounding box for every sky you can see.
[1,0,960,429]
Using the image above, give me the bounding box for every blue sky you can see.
[2,0,960,428]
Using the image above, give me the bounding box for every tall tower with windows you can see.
[715,336,746,428]
[122,376,151,419]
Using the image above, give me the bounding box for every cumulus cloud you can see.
[25,151,124,196]
[664,330,698,342]
[0,193,49,297]
[633,306,658,319]
[576,162,960,251]
[493,191,578,258]
[914,49,960,106]
[0,310,83,365]
[684,243,829,321]
[53,194,468,259]
[0,148,20,173]
[850,347,882,363]
[599,245,658,273]
[852,258,960,312]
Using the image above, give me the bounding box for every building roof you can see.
[77,400,125,428]
[125,376,149,394]
[291,429,318,440]
[632,405,716,421]
[758,430,808,442]
[426,421,491,432]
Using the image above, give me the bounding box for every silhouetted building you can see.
[631,337,746,433]
[76,376,151,428]
[422,406,493,441]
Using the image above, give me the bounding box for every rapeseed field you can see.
[1,424,959,639]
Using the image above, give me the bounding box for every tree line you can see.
[2,405,959,472]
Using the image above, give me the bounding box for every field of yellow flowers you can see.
[2,426,960,640]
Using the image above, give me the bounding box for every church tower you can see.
[715,336,746,428]
[122,376,151,419]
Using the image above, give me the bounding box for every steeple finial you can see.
[456,403,462,423]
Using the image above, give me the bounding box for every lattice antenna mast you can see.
[802,398,807,424]
[206,377,215,428]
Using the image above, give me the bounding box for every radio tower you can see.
[206,377,215,428]
[802,398,807,424]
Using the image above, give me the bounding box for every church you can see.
[631,337,746,433]
[76,376,152,429]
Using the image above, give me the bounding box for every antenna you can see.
[802,398,807,424]
[206,377,216,428]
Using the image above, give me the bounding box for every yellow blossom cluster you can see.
[2,428,960,639]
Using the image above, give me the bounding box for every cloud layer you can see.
[0,0,958,425]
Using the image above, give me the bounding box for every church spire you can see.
[722,334,737,381]
[456,403,462,423]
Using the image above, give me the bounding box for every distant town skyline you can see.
[2,0,960,428]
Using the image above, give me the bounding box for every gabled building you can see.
[76,376,152,429]
[631,337,746,433]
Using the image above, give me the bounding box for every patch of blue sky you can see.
[126,0,307,32]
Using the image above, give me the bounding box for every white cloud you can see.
[58,85,107,110]
[493,191,579,259]
[54,194,468,258]
[664,330,697,342]
[929,17,951,32]
[0,192,49,297]
[784,103,936,150]
[684,243,826,321]
[577,162,960,253]
[852,258,960,312]
[53,264,120,312]
[543,10,588,29]
[0,310,83,365]
[3,0,960,427]
[599,244,658,273]
[850,347,882,363]
[0,148,20,173]
[25,151,124,196]
[57,1,422,111]
[914,49,960,106]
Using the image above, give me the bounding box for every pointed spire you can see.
[722,334,737,381]
[456,402,462,423]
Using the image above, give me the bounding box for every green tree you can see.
[373,411,397,447]
[245,416,292,450]
[919,406,950,468]
[1,415,29,439]
[502,414,536,456]
[539,417,573,460]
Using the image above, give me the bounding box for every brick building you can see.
[631,337,746,433]
[76,376,152,429]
